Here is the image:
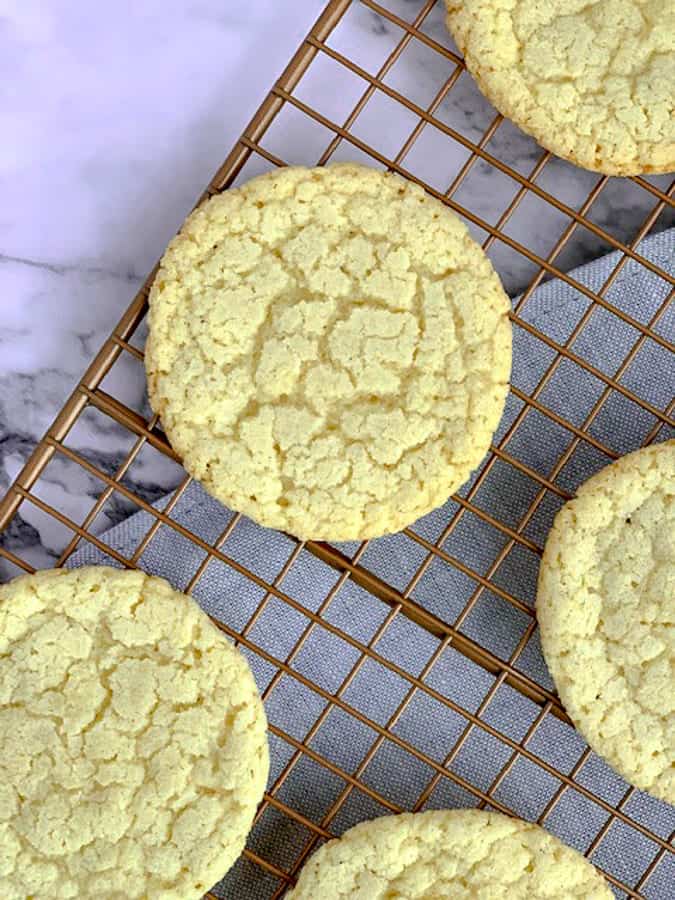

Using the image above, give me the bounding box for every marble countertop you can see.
[1,0,671,573]
[1,0,327,570]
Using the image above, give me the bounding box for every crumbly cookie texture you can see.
[146,164,511,540]
[286,809,612,898]
[538,441,674,803]
[0,566,269,900]
[445,1,675,175]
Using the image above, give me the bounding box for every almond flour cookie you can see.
[146,164,511,540]
[0,566,269,900]
[538,441,674,803]
[286,809,612,898]
[445,1,675,175]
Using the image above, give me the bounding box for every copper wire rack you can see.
[1,1,674,897]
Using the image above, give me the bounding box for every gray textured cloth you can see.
[71,229,675,898]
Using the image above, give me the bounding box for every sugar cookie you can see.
[146,164,511,540]
[0,566,269,899]
[538,441,674,802]
[287,809,611,898]
[445,1,675,174]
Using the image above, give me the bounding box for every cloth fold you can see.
[71,228,675,898]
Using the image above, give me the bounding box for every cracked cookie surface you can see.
[146,164,511,540]
[286,809,612,898]
[0,566,269,899]
[538,441,674,803]
[445,0,675,175]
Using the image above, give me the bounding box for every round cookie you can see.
[0,566,269,900]
[286,809,612,898]
[445,1,675,175]
[537,441,674,803]
[146,163,511,541]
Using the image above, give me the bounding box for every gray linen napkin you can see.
[70,228,675,898]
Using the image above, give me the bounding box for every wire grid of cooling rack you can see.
[1,0,674,897]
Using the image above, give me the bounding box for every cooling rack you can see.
[1,1,673,897]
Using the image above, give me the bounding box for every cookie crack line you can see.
[146,163,512,541]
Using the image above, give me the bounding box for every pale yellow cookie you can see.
[286,809,612,898]
[538,441,674,803]
[146,163,511,540]
[445,1,675,175]
[0,566,269,900]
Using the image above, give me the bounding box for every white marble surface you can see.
[1,0,672,574]
[0,0,326,571]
